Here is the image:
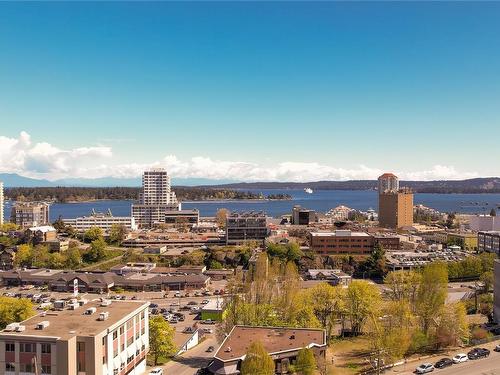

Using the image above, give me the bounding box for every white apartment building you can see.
[132,169,180,228]
[0,300,149,375]
[0,182,4,226]
[63,213,137,232]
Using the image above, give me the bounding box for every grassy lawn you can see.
[327,336,372,375]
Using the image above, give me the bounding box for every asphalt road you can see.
[160,335,217,375]
[393,353,500,375]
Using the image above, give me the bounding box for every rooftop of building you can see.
[214,325,326,362]
[310,230,370,237]
[201,299,224,311]
[307,269,350,278]
[27,226,56,233]
[0,300,148,340]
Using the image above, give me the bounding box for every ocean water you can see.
[3,189,500,221]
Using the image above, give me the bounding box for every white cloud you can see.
[0,131,481,182]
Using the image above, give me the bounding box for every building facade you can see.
[378,173,413,229]
[226,212,268,245]
[10,202,50,229]
[470,215,500,232]
[63,213,137,233]
[478,231,500,254]
[131,169,180,229]
[0,300,149,375]
[291,205,316,225]
[309,230,374,256]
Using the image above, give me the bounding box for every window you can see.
[41,343,51,353]
[5,343,15,352]
[102,336,107,346]
[127,336,133,346]
[21,364,34,372]
[20,343,34,352]
[113,330,118,340]
[5,363,15,371]
[119,326,124,335]
[42,365,51,374]
[77,342,85,352]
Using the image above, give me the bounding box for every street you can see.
[392,354,500,375]
[161,335,217,375]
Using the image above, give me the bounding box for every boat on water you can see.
[304,188,313,194]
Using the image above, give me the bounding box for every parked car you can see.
[434,358,453,369]
[452,353,468,363]
[194,292,203,297]
[201,299,210,304]
[151,308,159,315]
[202,328,213,334]
[149,369,163,375]
[149,303,158,308]
[415,363,434,374]
[467,348,490,360]
[202,319,216,325]
[185,292,191,297]
[206,346,215,353]
[494,344,500,352]
[188,301,198,305]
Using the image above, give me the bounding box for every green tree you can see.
[86,238,107,263]
[84,226,103,242]
[0,297,34,329]
[240,341,275,375]
[490,208,497,217]
[52,216,66,232]
[364,243,386,277]
[294,348,316,375]
[14,244,32,267]
[65,247,82,269]
[108,224,127,245]
[480,271,494,293]
[216,208,229,228]
[0,222,18,232]
[209,260,223,269]
[345,280,381,335]
[435,302,469,348]
[384,270,422,305]
[416,262,448,334]
[148,316,176,365]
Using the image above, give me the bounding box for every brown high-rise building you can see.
[378,173,413,229]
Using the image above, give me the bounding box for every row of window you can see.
[5,342,51,353]
[5,363,51,373]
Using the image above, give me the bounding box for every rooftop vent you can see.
[4,323,20,332]
[36,321,50,330]
[225,346,232,353]
[15,325,26,332]
[99,312,109,321]
[85,307,97,315]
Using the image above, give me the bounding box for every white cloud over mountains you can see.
[0,131,480,182]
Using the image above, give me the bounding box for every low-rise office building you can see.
[63,213,137,233]
[200,299,226,321]
[291,205,316,225]
[164,209,199,225]
[306,269,352,286]
[208,326,326,375]
[478,231,500,255]
[0,269,210,293]
[470,215,500,232]
[447,232,478,251]
[226,212,268,245]
[309,230,373,256]
[0,300,149,375]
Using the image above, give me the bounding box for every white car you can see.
[452,353,468,363]
[415,363,434,374]
[149,368,163,375]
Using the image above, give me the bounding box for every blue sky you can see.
[0,2,499,181]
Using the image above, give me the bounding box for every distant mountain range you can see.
[0,173,236,188]
[1,173,500,193]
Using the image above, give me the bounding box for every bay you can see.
[3,189,500,221]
